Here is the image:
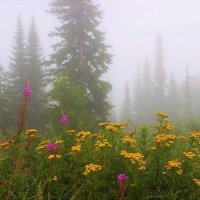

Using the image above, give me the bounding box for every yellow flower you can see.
[155,133,176,147]
[52,176,58,181]
[76,131,92,142]
[122,136,136,147]
[156,112,168,118]
[189,131,200,144]
[193,179,200,187]
[120,150,146,170]
[25,129,38,135]
[178,135,186,141]
[183,152,196,159]
[164,160,182,175]
[48,154,62,160]
[55,140,64,145]
[95,139,112,150]
[72,145,81,151]
[83,164,102,175]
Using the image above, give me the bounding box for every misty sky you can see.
[1,0,200,108]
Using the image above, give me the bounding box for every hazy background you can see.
[1,0,200,112]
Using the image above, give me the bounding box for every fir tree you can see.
[120,81,132,122]
[5,15,27,127]
[26,18,46,129]
[166,73,180,120]
[141,59,154,124]
[48,0,112,127]
[153,34,166,112]
[133,65,142,124]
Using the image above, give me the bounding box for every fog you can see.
[1,0,200,128]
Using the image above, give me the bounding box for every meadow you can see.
[0,109,200,199]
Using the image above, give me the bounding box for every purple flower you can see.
[117,173,128,182]
[60,113,69,126]
[23,82,32,100]
[47,141,59,152]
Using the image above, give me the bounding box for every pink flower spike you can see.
[23,81,32,100]
[60,113,69,126]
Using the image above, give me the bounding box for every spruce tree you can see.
[153,34,166,112]
[166,73,180,120]
[141,59,154,124]
[120,81,132,122]
[26,18,46,129]
[133,65,142,124]
[5,15,27,127]
[48,0,112,127]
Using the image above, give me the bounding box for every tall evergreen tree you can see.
[120,81,132,122]
[166,73,180,120]
[140,59,154,124]
[26,18,46,129]
[153,34,166,112]
[182,67,192,117]
[133,65,142,124]
[48,0,112,127]
[5,15,27,127]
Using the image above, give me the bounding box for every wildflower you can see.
[122,136,136,147]
[75,131,92,142]
[118,173,128,181]
[60,113,69,126]
[189,131,200,144]
[52,176,58,181]
[83,164,102,175]
[72,145,81,151]
[117,173,128,200]
[48,154,62,160]
[95,139,112,150]
[120,150,146,170]
[163,160,183,175]
[193,179,200,187]
[23,81,32,100]
[156,112,168,118]
[47,142,59,152]
[183,152,196,159]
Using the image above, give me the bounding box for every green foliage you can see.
[0,112,199,199]
[49,0,112,124]
[49,74,94,131]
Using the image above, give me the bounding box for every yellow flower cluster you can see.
[189,131,200,144]
[95,139,112,150]
[55,140,64,145]
[83,164,102,175]
[66,130,76,135]
[193,179,200,187]
[155,133,176,147]
[25,129,38,135]
[48,154,62,160]
[122,136,136,147]
[75,131,92,142]
[183,151,196,159]
[178,135,186,141]
[156,112,168,118]
[69,145,81,155]
[92,133,104,139]
[36,140,48,150]
[99,122,127,132]
[120,150,146,170]
[163,160,183,175]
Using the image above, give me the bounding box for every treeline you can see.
[120,35,200,131]
[0,0,112,133]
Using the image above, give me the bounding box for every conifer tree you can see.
[133,65,142,124]
[152,34,166,112]
[26,18,46,129]
[48,0,112,127]
[182,67,192,117]
[5,15,27,127]
[120,81,132,122]
[166,73,180,120]
[140,59,154,124]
